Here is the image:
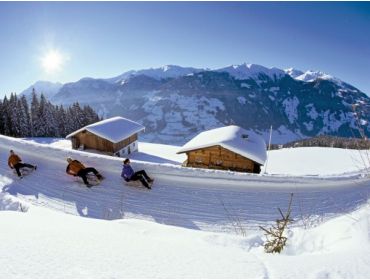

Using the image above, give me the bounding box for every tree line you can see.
[0,89,101,138]
[270,134,370,150]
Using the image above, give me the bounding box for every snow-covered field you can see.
[26,137,370,176]
[1,136,370,278]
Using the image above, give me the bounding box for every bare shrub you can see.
[219,197,246,236]
[260,193,294,253]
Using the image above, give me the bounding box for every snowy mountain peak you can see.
[106,65,204,84]
[295,70,332,82]
[284,68,304,78]
[285,68,344,86]
[19,80,63,99]
[217,63,286,80]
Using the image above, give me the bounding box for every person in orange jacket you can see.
[66,157,103,187]
[8,150,37,178]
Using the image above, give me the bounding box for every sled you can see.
[76,174,103,187]
[12,166,36,178]
[124,179,154,189]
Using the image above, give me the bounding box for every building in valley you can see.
[177,125,266,173]
[66,116,145,156]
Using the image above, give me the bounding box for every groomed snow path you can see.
[1,135,370,233]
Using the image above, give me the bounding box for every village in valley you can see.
[0,1,370,279]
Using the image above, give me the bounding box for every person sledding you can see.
[66,157,103,187]
[121,158,154,189]
[8,150,37,178]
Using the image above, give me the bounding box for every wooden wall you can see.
[113,134,137,151]
[184,145,260,173]
[71,130,138,154]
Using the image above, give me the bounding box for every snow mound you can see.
[0,176,29,212]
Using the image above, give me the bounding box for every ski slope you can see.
[1,135,370,233]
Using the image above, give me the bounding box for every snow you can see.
[31,138,370,177]
[1,135,370,277]
[284,67,304,78]
[303,121,314,131]
[266,147,370,176]
[19,80,63,99]
[217,63,285,81]
[285,68,345,87]
[106,65,204,83]
[1,198,370,278]
[295,70,335,82]
[282,96,299,124]
[177,125,267,165]
[306,103,319,120]
[269,125,304,144]
[66,116,145,143]
[269,86,280,92]
[237,96,247,105]
[240,82,251,88]
[141,92,225,144]
[319,110,352,134]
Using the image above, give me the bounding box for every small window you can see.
[242,134,249,139]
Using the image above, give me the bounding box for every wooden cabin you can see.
[66,116,145,156]
[177,125,266,173]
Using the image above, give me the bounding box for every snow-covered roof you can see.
[66,116,145,143]
[177,125,267,165]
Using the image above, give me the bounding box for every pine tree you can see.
[19,95,31,137]
[0,90,101,138]
[30,89,39,137]
[0,99,4,134]
[2,95,12,136]
[56,105,67,137]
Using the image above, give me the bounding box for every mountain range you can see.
[20,63,370,145]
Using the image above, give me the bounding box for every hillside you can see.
[0,136,370,277]
[21,63,370,145]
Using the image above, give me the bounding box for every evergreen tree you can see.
[0,90,100,138]
[19,95,31,137]
[2,96,12,136]
[0,99,4,134]
[30,89,40,137]
[56,105,67,137]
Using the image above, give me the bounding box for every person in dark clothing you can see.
[66,157,103,187]
[121,158,154,189]
[8,150,37,178]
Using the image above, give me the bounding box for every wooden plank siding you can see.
[71,130,138,154]
[113,134,137,151]
[184,145,260,173]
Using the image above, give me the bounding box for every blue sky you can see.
[0,2,369,96]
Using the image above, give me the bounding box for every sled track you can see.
[1,135,370,233]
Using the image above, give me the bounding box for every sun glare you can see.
[41,49,65,73]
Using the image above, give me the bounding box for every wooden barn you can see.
[177,125,267,173]
[66,116,145,156]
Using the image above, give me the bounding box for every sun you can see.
[41,49,65,73]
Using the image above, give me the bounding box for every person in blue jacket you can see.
[121,158,154,189]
